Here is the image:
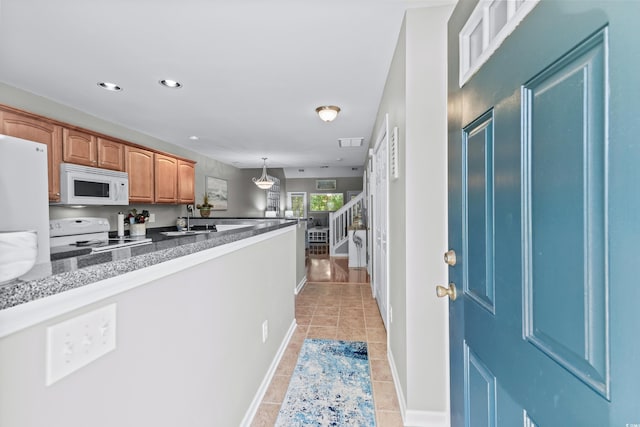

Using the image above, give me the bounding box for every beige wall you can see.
[376,13,409,403]
[370,4,453,423]
[0,229,296,426]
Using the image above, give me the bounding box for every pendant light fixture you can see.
[253,157,275,190]
[315,105,341,122]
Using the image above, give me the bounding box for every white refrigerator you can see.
[0,134,52,283]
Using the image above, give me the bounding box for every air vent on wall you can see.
[298,169,305,172]
[390,126,399,180]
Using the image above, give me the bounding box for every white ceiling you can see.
[0,0,447,171]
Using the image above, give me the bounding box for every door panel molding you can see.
[521,27,609,399]
[464,342,497,427]
[463,110,496,314]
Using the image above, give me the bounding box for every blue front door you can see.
[447,1,640,425]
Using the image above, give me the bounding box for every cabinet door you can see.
[63,128,97,167]
[125,146,154,203]
[177,160,195,204]
[0,110,63,201]
[97,138,124,171]
[154,153,178,204]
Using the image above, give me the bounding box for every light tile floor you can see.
[251,258,403,426]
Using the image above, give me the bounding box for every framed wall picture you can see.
[315,179,336,191]
[205,176,228,210]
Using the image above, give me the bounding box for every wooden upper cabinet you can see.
[97,138,124,171]
[125,145,154,203]
[154,153,178,204]
[0,110,63,201]
[178,160,195,204]
[1,105,197,206]
[63,128,97,167]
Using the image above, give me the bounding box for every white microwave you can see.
[56,163,129,205]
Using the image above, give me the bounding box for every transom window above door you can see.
[459,0,540,86]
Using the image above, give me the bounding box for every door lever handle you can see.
[436,283,457,301]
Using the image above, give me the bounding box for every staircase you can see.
[329,192,365,256]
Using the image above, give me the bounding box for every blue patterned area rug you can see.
[276,338,375,426]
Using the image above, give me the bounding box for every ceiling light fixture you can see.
[159,79,182,88]
[252,158,275,190]
[315,105,340,122]
[97,82,122,91]
[188,135,199,141]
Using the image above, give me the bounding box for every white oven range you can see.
[50,217,152,254]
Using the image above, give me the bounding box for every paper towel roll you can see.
[117,213,125,237]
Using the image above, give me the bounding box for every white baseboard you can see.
[387,349,450,427]
[240,319,297,427]
[295,275,307,295]
[404,410,449,427]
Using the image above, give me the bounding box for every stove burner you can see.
[50,217,152,254]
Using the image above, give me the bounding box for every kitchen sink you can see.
[161,224,252,237]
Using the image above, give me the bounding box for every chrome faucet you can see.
[186,204,194,231]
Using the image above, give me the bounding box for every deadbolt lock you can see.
[444,249,457,266]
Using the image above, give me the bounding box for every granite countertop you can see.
[0,219,298,311]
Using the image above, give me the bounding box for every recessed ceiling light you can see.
[97,82,122,91]
[188,135,199,141]
[159,79,182,88]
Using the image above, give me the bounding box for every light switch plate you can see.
[46,304,117,386]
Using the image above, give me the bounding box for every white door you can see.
[372,116,389,329]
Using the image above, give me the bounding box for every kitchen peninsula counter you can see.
[0,218,301,426]
[0,219,299,321]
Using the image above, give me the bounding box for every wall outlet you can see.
[46,304,117,386]
[262,320,268,343]
[148,213,156,223]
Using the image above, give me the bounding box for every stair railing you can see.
[329,192,365,256]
